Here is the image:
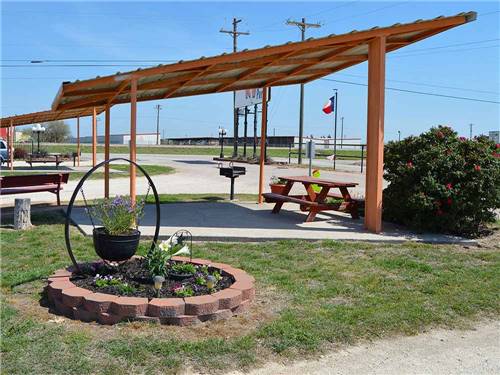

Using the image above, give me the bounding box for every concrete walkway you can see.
[71,201,474,244]
[226,321,500,375]
[0,154,370,207]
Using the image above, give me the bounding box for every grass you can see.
[1,211,499,374]
[0,164,174,180]
[37,144,364,160]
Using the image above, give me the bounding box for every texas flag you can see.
[322,96,335,114]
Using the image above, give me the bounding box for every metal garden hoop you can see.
[64,158,161,273]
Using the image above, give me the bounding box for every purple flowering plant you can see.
[89,195,145,235]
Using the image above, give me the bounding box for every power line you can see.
[392,38,500,55]
[335,73,499,95]
[320,78,500,104]
[389,44,499,58]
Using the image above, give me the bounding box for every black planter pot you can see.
[168,272,193,281]
[93,227,140,262]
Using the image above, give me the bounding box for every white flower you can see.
[170,236,178,246]
[172,245,190,257]
[158,240,170,252]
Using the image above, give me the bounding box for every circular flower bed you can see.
[46,256,255,326]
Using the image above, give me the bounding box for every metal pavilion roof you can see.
[0,106,106,128]
[50,12,476,112]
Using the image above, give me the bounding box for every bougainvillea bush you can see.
[383,125,500,237]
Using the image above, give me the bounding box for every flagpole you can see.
[333,89,338,170]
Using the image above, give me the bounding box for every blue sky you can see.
[2,1,499,141]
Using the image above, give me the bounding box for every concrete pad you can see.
[70,201,475,244]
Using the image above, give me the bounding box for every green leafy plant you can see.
[146,235,191,277]
[270,176,286,185]
[170,263,196,275]
[383,126,500,237]
[89,195,145,235]
[195,276,206,286]
[93,275,135,294]
[200,265,209,275]
[173,285,194,297]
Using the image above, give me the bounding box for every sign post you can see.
[306,140,316,176]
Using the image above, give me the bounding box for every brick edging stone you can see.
[46,256,254,326]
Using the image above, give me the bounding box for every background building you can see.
[69,132,159,145]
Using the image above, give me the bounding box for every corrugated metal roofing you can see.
[0,107,105,128]
[50,12,475,112]
[0,11,476,126]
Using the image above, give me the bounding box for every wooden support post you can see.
[365,36,386,233]
[130,78,137,204]
[92,107,97,167]
[258,87,268,203]
[76,116,80,167]
[104,106,111,198]
[9,119,14,171]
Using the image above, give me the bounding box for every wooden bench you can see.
[25,154,68,169]
[0,173,70,205]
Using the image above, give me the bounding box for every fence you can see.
[288,142,366,173]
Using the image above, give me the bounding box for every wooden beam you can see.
[163,64,215,99]
[265,44,361,86]
[76,116,80,167]
[9,119,13,171]
[130,78,137,204]
[58,93,112,111]
[258,87,269,204]
[92,107,97,167]
[365,36,386,233]
[107,81,129,106]
[104,107,110,198]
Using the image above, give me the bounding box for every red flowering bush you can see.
[383,125,500,237]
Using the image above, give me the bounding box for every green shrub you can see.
[383,125,500,237]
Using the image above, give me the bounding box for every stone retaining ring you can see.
[45,257,255,326]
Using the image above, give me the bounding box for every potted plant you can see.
[269,176,287,194]
[89,195,145,262]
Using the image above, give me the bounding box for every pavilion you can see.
[0,12,476,233]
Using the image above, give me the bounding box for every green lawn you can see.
[1,211,498,374]
[38,144,363,160]
[0,164,174,180]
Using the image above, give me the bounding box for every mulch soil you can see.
[71,258,234,299]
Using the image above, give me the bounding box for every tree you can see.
[21,121,71,143]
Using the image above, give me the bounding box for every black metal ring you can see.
[64,158,161,273]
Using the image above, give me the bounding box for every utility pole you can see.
[469,123,473,139]
[155,104,162,145]
[286,17,321,165]
[340,116,344,147]
[220,18,250,158]
[398,130,401,141]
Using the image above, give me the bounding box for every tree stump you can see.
[14,198,32,230]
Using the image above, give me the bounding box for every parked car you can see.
[0,139,8,165]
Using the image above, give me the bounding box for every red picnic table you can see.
[262,176,362,222]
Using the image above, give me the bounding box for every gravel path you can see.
[227,321,499,375]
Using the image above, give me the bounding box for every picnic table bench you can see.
[0,173,70,205]
[25,153,68,169]
[262,175,361,222]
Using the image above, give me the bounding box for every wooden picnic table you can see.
[262,176,361,222]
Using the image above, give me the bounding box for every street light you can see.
[218,127,227,158]
[32,123,46,155]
